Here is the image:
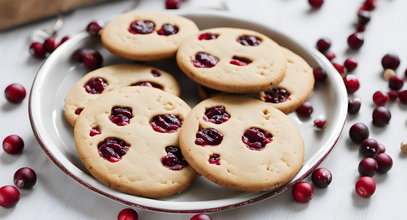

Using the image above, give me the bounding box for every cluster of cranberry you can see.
[347,0,377,50]
[29,35,70,59]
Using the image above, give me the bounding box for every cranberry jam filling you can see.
[89,126,101,136]
[75,108,83,115]
[263,88,290,103]
[161,146,187,170]
[230,56,252,66]
[131,81,164,90]
[128,20,155,34]
[109,106,133,126]
[208,154,221,165]
[97,137,130,162]
[203,106,230,124]
[84,77,108,94]
[150,114,182,133]
[151,69,161,77]
[195,128,223,146]
[237,35,261,46]
[192,52,219,68]
[242,127,273,151]
[198,32,219,40]
[157,24,179,36]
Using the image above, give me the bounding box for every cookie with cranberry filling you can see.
[101,12,199,61]
[176,28,287,93]
[179,95,304,192]
[64,64,180,126]
[74,87,196,198]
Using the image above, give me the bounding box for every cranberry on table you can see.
[381,53,400,70]
[296,102,313,118]
[292,182,314,203]
[347,32,364,50]
[360,138,380,158]
[388,75,404,91]
[86,21,103,36]
[14,167,37,188]
[374,153,393,173]
[349,122,369,143]
[372,91,389,106]
[316,38,331,52]
[5,83,26,103]
[387,91,399,101]
[311,168,332,188]
[0,185,20,208]
[344,58,358,72]
[343,74,360,94]
[398,90,407,104]
[313,67,327,83]
[29,42,46,58]
[357,10,371,25]
[378,143,386,153]
[2,135,24,154]
[308,0,324,9]
[355,176,376,197]
[348,97,361,114]
[190,213,212,220]
[361,0,376,11]
[117,208,138,220]
[44,36,58,53]
[372,106,391,127]
[357,25,366,33]
[332,63,344,75]
[165,0,181,9]
[313,119,326,129]
[358,157,378,177]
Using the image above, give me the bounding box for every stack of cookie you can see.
[65,11,314,198]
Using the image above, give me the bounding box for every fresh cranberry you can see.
[374,153,393,173]
[109,106,133,126]
[263,88,290,103]
[44,36,58,53]
[388,91,399,101]
[381,53,400,70]
[131,81,163,90]
[151,69,161,77]
[59,36,70,44]
[323,50,336,61]
[208,154,221,165]
[349,122,369,143]
[97,138,130,162]
[292,182,314,203]
[84,77,108,94]
[316,38,331,52]
[72,48,92,62]
[357,10,371,25]
[89,126,101,136]
[29,42,46,58]
[161,146,187,170]
[190,213,212,220]
[348,97,361,114]
[388,75,404,91]
[405,68,407,78]
[117,208,138,220]
[150,114,182,133]
[357,25,366,33]
[2,135,24,154]
[372,91,389,106]
[82,51,103,70]
[311,168,332,188]
[203,106,230,124]
[165,0,181,9]
[157,24,179,36]
[378,143,386,153]
[198,33,219,40]
[355,176,376,197]
[75,108,83,115]
[296,102,313,117]
[86,21,103,36]
[5,83,26,103]
[195,128,223,146]
[313,67,327,83]
[192,52,219,68]
[343,74,360,94]
[332,63,345,75]
[344,58,358,72]
[358,158,378,177]
[237,35,261,46]
[14,167,37,188]
[308,0,324,9]
[347,32,364,50]
[0,185,20,208]
[361,0,376,11]
[360,138,380,158]
[129,20,155,34]
[313,119,326,129]
[372,106,391,127]
[230,56,252,66]
[398,90,407,104]
[242,127,272,151]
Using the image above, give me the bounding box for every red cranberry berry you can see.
[129,20,155,34]
[190,213,212,220]
[59,36,70,44]
[313,67,327,83]
[388,75,404,91]
[5,83,26,103]
[97,138,130,162]
[203,106,230,124]
[348,97,361,114]
[86,21,103,36]
[355,176,376,197]
[360,138,380,158]
[372,106,391,127]
[381,53,400,70]
[378,143,386,153]
[161,146,187,170]
[344,58,358,72]
[237,35,261,46]
[343,74,360,94]
[358,158,378,177]
[230,56,252,66]
[308,0,324,9]
[323,50,336,61]
[44,36,58,53]
[242,127,272,151]
[311,168,332,188]
[357,25,366,33]
[372,91,389,106]
[14,167,37,188]
[361,0,376,11]
[151,69,161,77]
[374,153,393,173]
[347,33,364,50]
[263,88,290,103]
[313,119,326,129]
[292,182,314,203]
[131,81,163,90]
[117,208,138,220]
[109,106,133,126]
[208,154,221,165]
[387,91,398,101]
[29,42,46,58]
[165,0,181,9]
[398,90,407,104]
[2,135,24,154]
[195,128,223,146]
[296,102,313,117]
[75,108,83,115]
[84,77,108,94]
[72,48,92,62]
[316,38,331,52]
[192,52,219,68]
[82,51,103,70]
[157,24,179,36]
[89,126,101,136]
[349,122,369,143]
[0,185,20,208]
[150,114,182,133]
[405,68,407,78]
[357,10,371,25]
[332,63,345,75]
[198,33,219,40]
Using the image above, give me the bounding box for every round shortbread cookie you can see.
[74,87,196,198]
[259,48,314,114]
[64,64,180,126]
[176,28,287,93]
[101,12,199,61]
[179,95,304,192]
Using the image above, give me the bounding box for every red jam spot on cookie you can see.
[131,81,164,90]
[150,114,182,133]
[109,106,133,126]
[161,146,187,170]
[263,88,291,103]
[198,32,219,40]
[75,108,83,115]
[97,137,130,162]
[84,77,108,94]
[195,128,223,146]
[230,56,252,66]
[192,52,219,68]
[151,69,161,77]
[128,20,155,34]
[157,24,179,36]
[237,35,262,46]
[242,127,272,151]
[89,126,101,136]
[208,154,221,165]
[203,106,230,124]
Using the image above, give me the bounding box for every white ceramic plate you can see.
[29,11,347,213]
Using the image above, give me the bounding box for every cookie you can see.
[176,28,287,93]
[64,64,180,126]
[101,12,199,61]
[259,48,314,114]
[179,95,304,192]
[74,87,196,198]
